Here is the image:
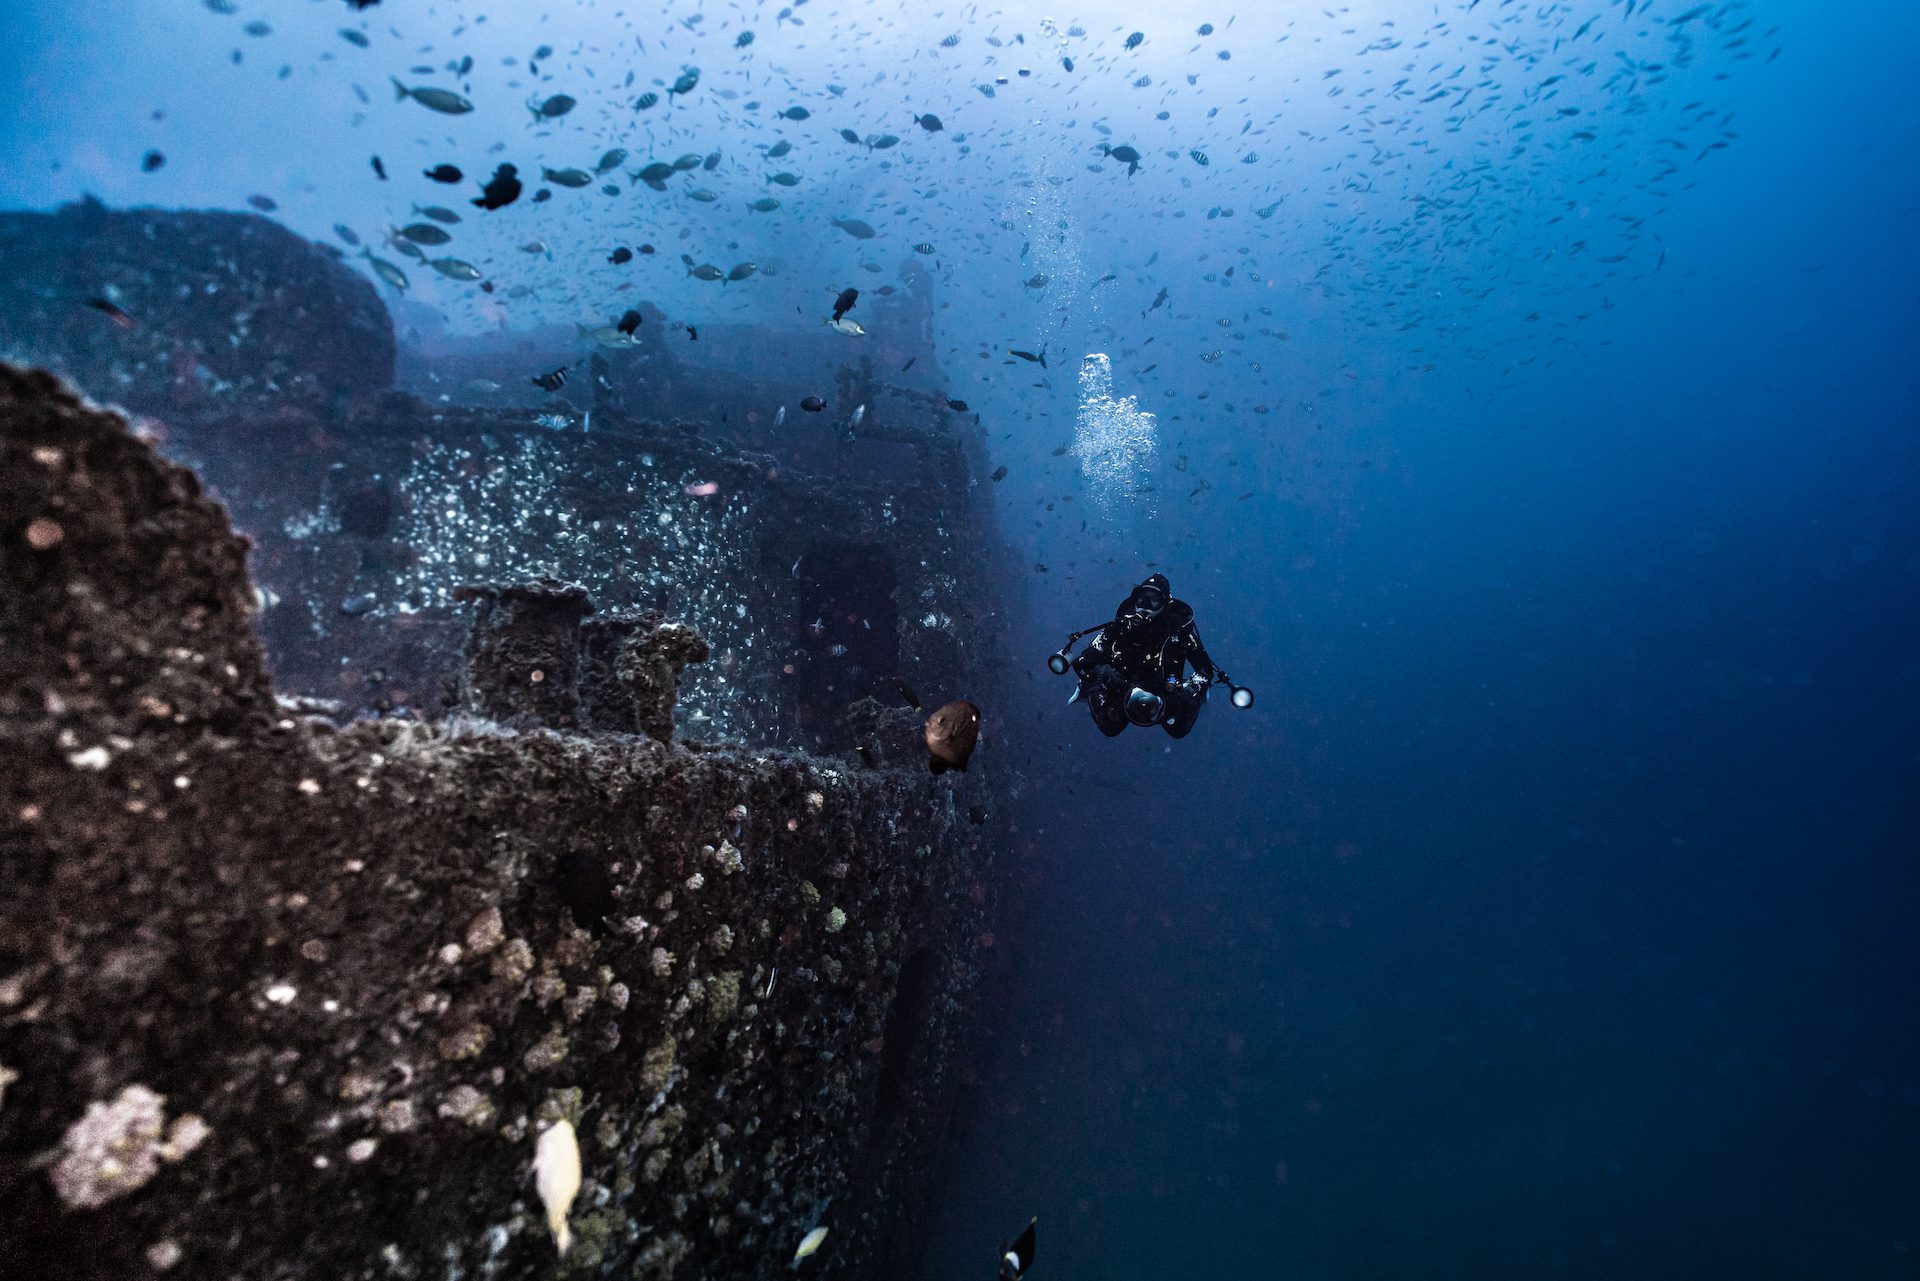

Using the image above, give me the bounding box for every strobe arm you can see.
[1046,620,1117,675]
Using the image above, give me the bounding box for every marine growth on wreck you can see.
[8,4,1915,1281]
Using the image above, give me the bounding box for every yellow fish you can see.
[794,1225,829,1263]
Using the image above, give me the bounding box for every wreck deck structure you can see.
[0,203,1025,1281]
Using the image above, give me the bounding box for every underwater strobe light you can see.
[1213,671,1255,709]
[1046,650,1071,675]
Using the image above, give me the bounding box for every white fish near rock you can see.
[793,1224,828,1264]
[534,1119,581,1256]
[576,323,643,349]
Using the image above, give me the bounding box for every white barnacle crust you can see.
[49,1084,206,1209]
[534,1118,582,1256]
[66,745,111,771]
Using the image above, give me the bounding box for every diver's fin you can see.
[1067,684,1082,705]
[1001,1217,1037,1278]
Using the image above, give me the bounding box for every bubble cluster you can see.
[1074,353,1157,517]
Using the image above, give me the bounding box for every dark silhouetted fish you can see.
[472,163,522,210]
[553,849,617,936]
[86,297,135,329]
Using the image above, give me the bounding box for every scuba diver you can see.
[1047,573,1253,737]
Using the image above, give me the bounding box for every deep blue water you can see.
[5,1,1917,1277]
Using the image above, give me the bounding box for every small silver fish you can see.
[398,222,452,245]
[359,249,408,290]
[826,317,866,336]
[428,258,483,281]
[391,78,473,115]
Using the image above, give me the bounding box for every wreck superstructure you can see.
[0,203,1024,1280]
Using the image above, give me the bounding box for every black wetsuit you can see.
[1072,595,1220,738]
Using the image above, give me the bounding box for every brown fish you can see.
[925,700,981,775]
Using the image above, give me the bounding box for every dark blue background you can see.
[926,5,1919,1278]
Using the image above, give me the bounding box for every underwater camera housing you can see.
[1125,686,1166,726]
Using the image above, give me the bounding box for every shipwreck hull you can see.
[0,366,1006,1277]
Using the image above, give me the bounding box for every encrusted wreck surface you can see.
[0,365,1009,1278]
